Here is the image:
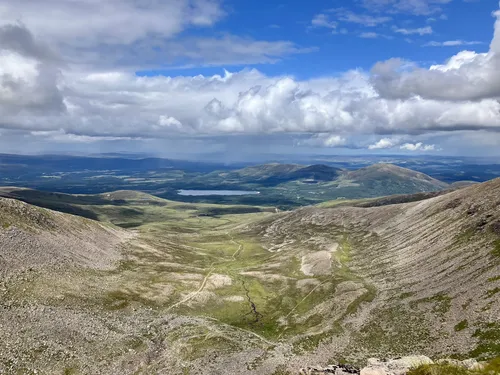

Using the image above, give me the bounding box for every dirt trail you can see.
[166,266,214,311]
[227,232,243,260]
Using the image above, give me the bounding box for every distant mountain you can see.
[344,163,448,194]
[229,163,343,185]
[233,163,304,179]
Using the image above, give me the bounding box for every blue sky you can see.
[139,0,496,78]
[1,0,500,159]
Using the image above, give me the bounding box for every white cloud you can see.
[423,40,483,47]
[0,25,65,116]
[301,134,347,147]
[331,9,392,26]
[370,7,500,102]
[368,137,400,149]
[0,0,224,46]
[0,1,313,69]
[400,142,435,151]
[31,129,141,143]
[311,14,337,29]
[1,4,500,153]
[360,32,379,38]
[393,26,433,35]
[362,0,452,15]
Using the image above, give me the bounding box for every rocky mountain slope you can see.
[0,196,130,275]
[248,177,500,368]
[0,179,499,374]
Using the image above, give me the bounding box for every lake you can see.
[177,189,260,196]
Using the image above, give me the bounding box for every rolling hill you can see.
[344,163,449,193]
[213,163,343,186]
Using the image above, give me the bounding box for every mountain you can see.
[345,163,449,193]
[224,163,343,185]
[1,179,499,374]
[247,177,500,367]
[0,195,128,276]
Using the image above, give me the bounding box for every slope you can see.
[1,179,499,374]
[0,196,129,276]
[219,163,343,185]
[343,163,449,194]
[250,177,500,368]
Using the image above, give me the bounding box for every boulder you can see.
[359,356,433,375]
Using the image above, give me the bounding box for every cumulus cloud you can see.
[0,24,65,117]
[371,8,500,102]
[0,0,224,46]
[300,134,347,148]
[0,1,313,69]
[368,137,400,149]
[0,2,500,153]
[400,142,435,151]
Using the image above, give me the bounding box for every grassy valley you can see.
[1,177,500,374]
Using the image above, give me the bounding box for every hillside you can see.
[0,196,129,276]
[0,180,499,374]
[344,163,449,194]
[247,177,500,368]
[220,163,343,185]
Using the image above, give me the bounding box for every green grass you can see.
[416,293,452,316]
[491,240,500,258]
[470,323,500,359]
[270,365,292,375]
[485,288,500,299]
[408,357,500,375]
[455,320,469,332]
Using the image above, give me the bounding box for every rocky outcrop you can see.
[300,356,485,375]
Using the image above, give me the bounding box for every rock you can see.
[436,359,462,367]
[358,356,433,375]
[461,358,479,370]
[299,364,360,374]
[360,369,386,375]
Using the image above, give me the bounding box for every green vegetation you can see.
[408,357,500,375]
[471,323,500,359]
[491,240,500,258]
[485,288,500,298]
[2,175,499,373]
[270,365,292,375]
[415,293,452,316]
[0,162,451,211]
[455,320,469,332]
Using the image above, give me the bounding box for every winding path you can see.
[166,266,214,312]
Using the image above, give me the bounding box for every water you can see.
[177,189,260,196]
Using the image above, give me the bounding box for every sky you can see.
[1,0,500,160]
